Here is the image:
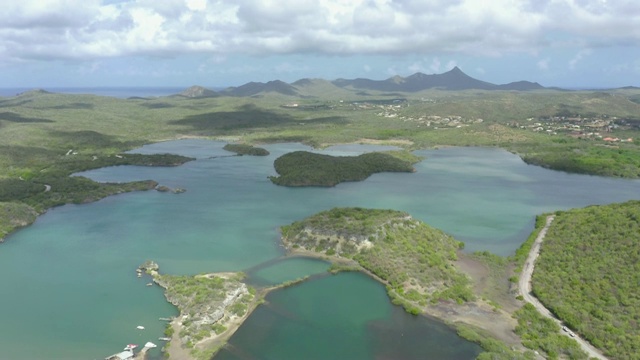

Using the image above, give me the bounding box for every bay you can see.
[0,139,639,359]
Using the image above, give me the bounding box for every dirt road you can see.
[519,215,608,360]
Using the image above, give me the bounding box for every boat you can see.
[123,344,138,351]
[159,337,171,341]
[144,342,157,348]
[136,325,145,330]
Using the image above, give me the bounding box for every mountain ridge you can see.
[175,67,548,98]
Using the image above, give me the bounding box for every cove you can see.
[216,272,481,360]
[0,140,639,359]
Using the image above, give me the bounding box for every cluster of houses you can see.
[510,115,636,143]
[372,103,483,128]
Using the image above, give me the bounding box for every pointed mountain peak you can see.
[446,66,465,75]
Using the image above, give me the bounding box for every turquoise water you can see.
[1,139,639,359]
[216,272,481,360]
[246,257,330,287]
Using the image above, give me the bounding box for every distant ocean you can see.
[0,86,226,99]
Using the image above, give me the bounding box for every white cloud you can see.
[1,0,639,64]
[569,49,592,70]
[274,62,310,74]
[408,61,426,73]
[429,58,441,73]
[537,57,550,70]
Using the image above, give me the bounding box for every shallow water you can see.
[1,139,639,359]
[246,257,330,287]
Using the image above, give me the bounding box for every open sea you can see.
[0,87,226,99]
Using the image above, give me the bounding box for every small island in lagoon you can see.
[222,143,269,156]
[269,150,422,187]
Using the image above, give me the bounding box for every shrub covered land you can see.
[269,150,421,186]
[281,207,473,308]
[0,202,38,240]
[532,200,640,359]
[141,261,255,360]
[515,303,588,360]
[222,143,269,156]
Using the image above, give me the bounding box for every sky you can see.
[1,0,639,89]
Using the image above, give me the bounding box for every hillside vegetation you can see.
[532,201,640,359]
[222,143,269,156]
[281,207,473,309]
[269,150,421,186]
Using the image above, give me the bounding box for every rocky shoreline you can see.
[138,262,257,360]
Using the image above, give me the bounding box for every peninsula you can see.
[280,207,538,359]
[139,261,257,360]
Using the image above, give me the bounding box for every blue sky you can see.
[1,0,639,89]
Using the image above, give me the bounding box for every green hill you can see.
[281,207,473,307]
[532,201,640,359]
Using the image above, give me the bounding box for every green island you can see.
[269,150,421,186]
[532,201,640,359]
[222,143,270,156]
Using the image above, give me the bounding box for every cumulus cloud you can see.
[0,0,639,63]
[537,57,551,70]
[569,49,592,70]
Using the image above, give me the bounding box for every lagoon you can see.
[0,140,639,359]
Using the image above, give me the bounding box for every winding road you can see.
[519,215,608,360]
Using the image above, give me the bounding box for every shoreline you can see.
[283,247,526,352]
[145,263,303,360]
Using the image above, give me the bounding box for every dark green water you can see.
[0,139,639,359]
[217,272,480,360]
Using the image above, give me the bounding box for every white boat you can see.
[136,325,145,330]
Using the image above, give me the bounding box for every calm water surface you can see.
[217,272,480,360]
[1,140,639,359]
